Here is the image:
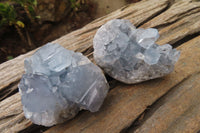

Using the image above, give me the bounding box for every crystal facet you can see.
[19,43,109,126]
[93,19,180,84]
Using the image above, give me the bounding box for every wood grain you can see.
[130,72,200,133]
[0,93,32,133]
[44,35,200,133]
[143,0,200,45]
[0,0,200,132]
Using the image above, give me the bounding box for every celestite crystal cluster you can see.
[19,19,180,127]
[93,19,180,84]
[18,43,109,126]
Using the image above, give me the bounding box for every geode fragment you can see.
[18,43,109,126]
[93,19,180,84]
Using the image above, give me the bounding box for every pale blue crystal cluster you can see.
[18,43,109,126]
[93,19,180,84]
[18,19,180,127]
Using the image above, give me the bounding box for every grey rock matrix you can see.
[18,43,109,126]
[93,19,180,84]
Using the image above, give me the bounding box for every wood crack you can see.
[137,0,172,28]
[0,81,19,101]
[154,7,200,29]
[172,32,200,48]
[122,72,197,132]
[127,72,200,133]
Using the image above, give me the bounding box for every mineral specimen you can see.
[18,43,109,126]
[93,19,180,84]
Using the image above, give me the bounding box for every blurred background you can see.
[0,0,140,64]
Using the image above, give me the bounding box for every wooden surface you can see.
[0,0,200,132]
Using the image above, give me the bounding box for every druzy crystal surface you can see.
[18,43,109,126]
[93,19,180,84]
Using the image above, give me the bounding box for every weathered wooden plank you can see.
[129,72,200,133]
[1,0,200,95]
[0,0,171,132]
[45,35,200,133]
[0,0,170,92]
[0,0,200,132]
